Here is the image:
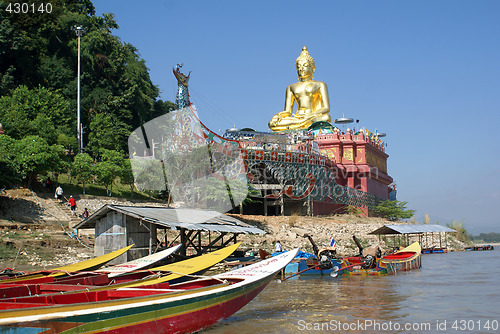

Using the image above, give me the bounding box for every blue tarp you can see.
[272,250,316,259]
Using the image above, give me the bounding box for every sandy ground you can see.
[0,188,469,268]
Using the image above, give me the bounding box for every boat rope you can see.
[30,189,44,211]
[60,224,93,250]
[390,262,397,275]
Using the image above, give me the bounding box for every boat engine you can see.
[352,235,380,269]
[0,268,25,277]
[360,254,376,269]
[317,249,335,270]
[303,234,337,270]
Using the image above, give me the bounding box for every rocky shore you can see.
[230,214,467,257]
[0,189,468,269]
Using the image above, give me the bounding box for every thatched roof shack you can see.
[75,205,265,264]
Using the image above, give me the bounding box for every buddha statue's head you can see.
[295,46,315,80]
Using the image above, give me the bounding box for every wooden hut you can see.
[74,205,265,264]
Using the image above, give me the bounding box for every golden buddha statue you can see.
[268,46,331,131]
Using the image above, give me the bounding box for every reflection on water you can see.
[204,249,500,333]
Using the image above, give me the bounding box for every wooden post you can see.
[198,231,202,254]
[280,195,284,216]
[164,228,168,248]
[180,228,187,257]
[149,222,152,255]
[264,190,268,216]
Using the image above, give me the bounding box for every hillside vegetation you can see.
[0,0,174,194]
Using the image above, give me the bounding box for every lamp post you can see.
[73,25,86,153]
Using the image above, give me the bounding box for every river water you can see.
[204,248,500,333]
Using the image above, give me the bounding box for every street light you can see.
[72,25,86,153]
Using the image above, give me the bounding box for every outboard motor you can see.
[303,234,334,270]
[352,235,377,269]
[361,254,376,269]
[317,249,335,270]
[303,234,319,257]
[0,268,25,277]
[352,235,364,254]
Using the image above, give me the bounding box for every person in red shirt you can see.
[68,195,77,216]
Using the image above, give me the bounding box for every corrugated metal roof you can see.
[74,205,266,234]
[369,224,456,235]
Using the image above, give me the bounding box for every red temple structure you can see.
[315,128,393,201]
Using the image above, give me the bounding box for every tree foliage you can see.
[0,135,67,187]
[95,149,123,196]
[0,85,72,145]
[120,157,136,197]
[0,0,174,191]
[0,135,20,187]
[471,232,500,243]
[374,200,415,221]
[71,152,94,194]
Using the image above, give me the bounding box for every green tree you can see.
[374,200,416,221]
[14,135,66,188]
[87,113,130,154]
[0,85,73,145]
[0,135,20,187]
[72,152,94,194]
[95,149,123,196]
[197,177,249,212]
[129,157,166,199]
[120,158,137,198]
[473,232,500,243]
[0,0,171,159]
[56,133,78,155]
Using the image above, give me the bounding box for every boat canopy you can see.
[369,224,455,235]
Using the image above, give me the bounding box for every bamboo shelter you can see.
[369,224,456,253]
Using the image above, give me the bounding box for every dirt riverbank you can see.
[0,188,468,269]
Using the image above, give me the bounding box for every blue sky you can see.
[95,0,500,234]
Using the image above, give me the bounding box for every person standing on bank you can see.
[55,185,63,203]
[274,240,283,253]
[68,195,77,215]
[82,207,89,219]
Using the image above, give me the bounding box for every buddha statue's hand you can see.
[277,110,291,118]
[269,111,291,126]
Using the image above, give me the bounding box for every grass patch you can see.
[54,174,152,200]
[0,243,18,260]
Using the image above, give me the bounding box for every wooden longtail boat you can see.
[0,243,241,298]
[464,245,494,251]
[341,242,422,276]
[284,257,341,277]
[284,234,341,277]
[0,245,134,283]
[96,244,181,277]
[0,249,299,333]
